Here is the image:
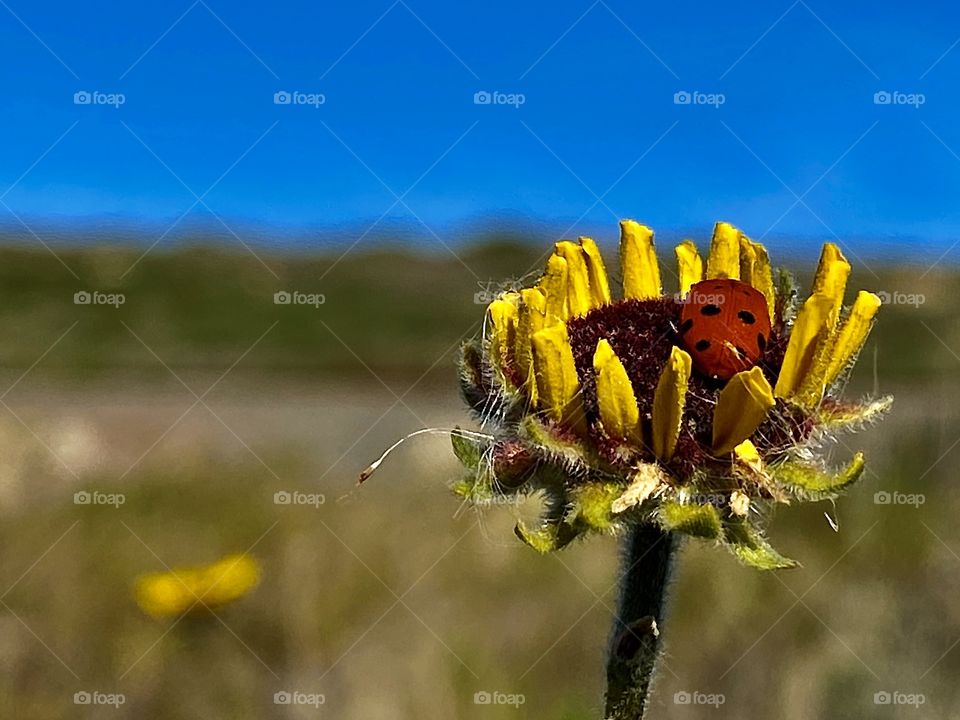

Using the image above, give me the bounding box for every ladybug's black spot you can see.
[757,333,767,351]
[737,310,756,325]
[700,304,722,316]
[679,318,694,335]
[695,339,711,352]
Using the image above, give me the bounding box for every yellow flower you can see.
[134,554,261,618]
[452,220,888,567]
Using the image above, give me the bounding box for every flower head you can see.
[455,221,890,568]
[134,553,261,618]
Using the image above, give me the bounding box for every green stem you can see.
[603,524,677,720]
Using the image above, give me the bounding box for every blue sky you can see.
[1,0,959,257]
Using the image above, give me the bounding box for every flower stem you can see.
[603,524,677,720]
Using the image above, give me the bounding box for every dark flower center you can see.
[565,297,803,478]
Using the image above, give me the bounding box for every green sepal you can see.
[724,518,798,570]
[772,452,866,500]
[514,486,584,552]
[658,501,721,539]
[518,415,595,480]
[514,519,582,552]
[816,396,893,430]
[452,458,492,501]
[569,482,623,534]
[457,340,486,412]
[451,426,484,469]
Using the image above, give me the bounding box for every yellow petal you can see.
[706,222,741,280]
[195,554,261,607]
[712,367,775,455]
[773,293,834,399]
[791,247,853,406]
[539,254,568,322]
[579,236,611,306]
[592,339,640,441]
[531,323,584,428]
[734,439,762,468]
[135,573,194,618]
[811,243,851,326]
[823,291,882,387]
[620,219,661,300]
[675,240,703,295]
[652,346,692,461]
[739,236,775,321]
[487,293,519,373]
[555,241,593,317]
[515,288,547,402]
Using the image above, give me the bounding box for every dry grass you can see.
[0,375,953,719]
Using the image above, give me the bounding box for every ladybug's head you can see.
[677,279,772,380]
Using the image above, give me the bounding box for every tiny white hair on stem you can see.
[358,427,493,484]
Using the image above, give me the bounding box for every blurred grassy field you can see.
[0,237,956,718]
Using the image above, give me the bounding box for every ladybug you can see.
[678,279,771,381]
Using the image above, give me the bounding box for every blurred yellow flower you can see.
[134,553,261,618]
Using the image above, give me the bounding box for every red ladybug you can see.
[678,279,771,380]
